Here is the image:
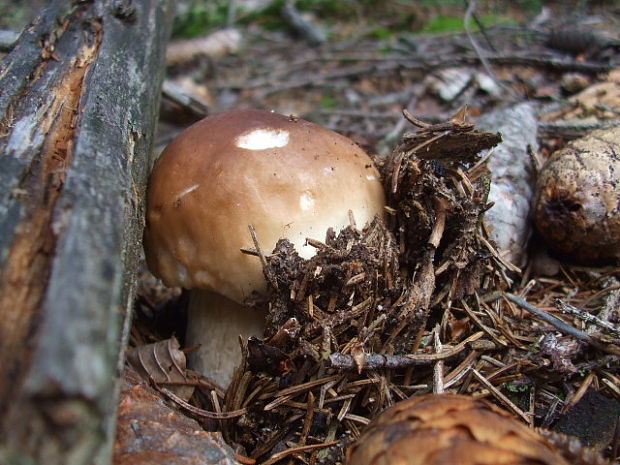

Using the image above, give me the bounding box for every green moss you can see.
[422,13,511,34]
[0,0,46,30]
[172,1,231,39]
[423,14,465,33]
[369,26,394,40]
[237,0,297,34]
[504,383,529,393]
[171,1,519,41]
[513,0,543,14]
[320,94,338,110]
[297,0,359,19]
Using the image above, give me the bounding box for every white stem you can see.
[186,289,267,389]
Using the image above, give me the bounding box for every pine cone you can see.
[346,394,569,465]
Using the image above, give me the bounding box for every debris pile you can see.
[220,111,509,463]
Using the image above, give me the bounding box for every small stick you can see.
[211,389,225,433]
[235,453,256,465]
[299,391,315,446]
[432,326,445,394]
[248,224,268,270]
[562,371,595,414]
[612,416,620,460]
[504,293,620,356]
[554,298,620,336]
[464,0,517,100]
[505,293,596,343]
[240,247,260,256]
[227,0,237,27]
[260,440,340,465]
[264,394,293,411]
[276,375,341,398]
[343,413,370,425]
[602,377,620,400]
[444,349,479,387]
[329,332,484,371]
[470,368,531,425]
[162,80,209,116]
[329,353,433,370]
[248,224,278,290]
[402,108,430,128]
[153,381,247,419]
[428,197,448,248]
[281,0,327,45]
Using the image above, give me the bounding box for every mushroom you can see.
[346,394,571,465]
[143,109,385,388]
[533,126,620,264]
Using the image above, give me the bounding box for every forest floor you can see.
[5,1,618,465]
[128,2,620,464]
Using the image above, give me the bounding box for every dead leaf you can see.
[544,68,620,121]
[126,337,194,401]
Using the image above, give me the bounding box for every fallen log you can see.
[0,1,173,464]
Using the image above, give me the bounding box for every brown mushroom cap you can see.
[144,109,385,302]
[533,126,620,264]
[346,394,570,465]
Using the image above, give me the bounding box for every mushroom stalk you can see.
[186,290,268,389]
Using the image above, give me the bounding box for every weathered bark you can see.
[0,1,173,464]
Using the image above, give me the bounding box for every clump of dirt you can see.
[223,110,507,462]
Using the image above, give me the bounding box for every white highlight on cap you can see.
[177,184,200,201]
[299,191,315,211]
[366,174,377,181]
[176,264,188,284]
[236,128,290,150]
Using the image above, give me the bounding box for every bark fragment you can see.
[114,368,240,465]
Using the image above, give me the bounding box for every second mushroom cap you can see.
[144,109,386,303]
